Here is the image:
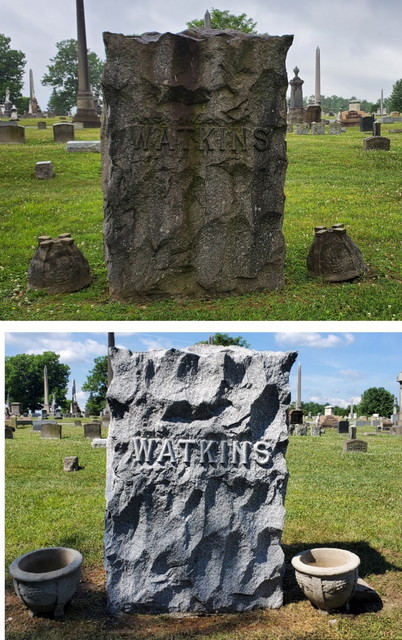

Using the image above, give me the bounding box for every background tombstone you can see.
[10,402,22,416]
[41,423,62,439]
[0,125,25,144]
[305,104,321,123]
[338,420,349,434]
[296,123,310,134]
[105,345,297,614]
[35,161,53,180]
[102,29,293,301]
[64,456,79,472]
[37,121,47,130]
[363,136,390,151]
[53,123,75,143]
[360,116,374,132]
[329,121,342,135]
[311,122,325,135]
[5,426,14,439]
[344,439,368,453]
[84,423,101,439]
[288,66,305,124]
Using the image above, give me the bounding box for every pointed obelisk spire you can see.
[73,0,100,127]
[43,365,50,414]
[315,46,321,105]
[296,363,302,410]
[204,10,212,28]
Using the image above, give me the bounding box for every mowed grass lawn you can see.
[0,120,401,320]
[5,424,402,640]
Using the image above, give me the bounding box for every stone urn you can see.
[9,547,82,618]
[291,547,360,611]
[307,224,366,282]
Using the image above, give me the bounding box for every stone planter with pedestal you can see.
[9,547,82,618]
[291,547,360,612]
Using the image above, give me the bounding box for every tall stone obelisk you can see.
[28,70,38,115]
[43,366,50,414]
[296,363,302,410]
[73,0,100,128]
[315,46,321,105]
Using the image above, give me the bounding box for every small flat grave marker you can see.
[64,456,79,472]
[343,439,368,453]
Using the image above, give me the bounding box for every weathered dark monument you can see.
[287,67,305,124]
[307,224,366,282]
[105,345,297,613]
[73,0,100,128]
[102,28,293,300]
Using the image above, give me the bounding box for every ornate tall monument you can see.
[288,66,305,124]
[73,0,100,128]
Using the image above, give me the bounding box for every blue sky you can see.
[4,331,402,409]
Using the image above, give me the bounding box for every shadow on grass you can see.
[283,540,400,614]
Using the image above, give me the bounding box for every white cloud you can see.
[340,368,362,380]
[6,334,106,363]
[275,332,355,348]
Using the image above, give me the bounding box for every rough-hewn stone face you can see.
[104,345,297,614]
[102,29,293,301]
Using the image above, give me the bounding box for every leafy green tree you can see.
[198,333,250,348]
[42,39,104,114]
[0,34,26,104]
[5,352,70,413]
[357,387,394,418]
[388,79,402,113]
[82,356,108,415]
[187,8,257,33]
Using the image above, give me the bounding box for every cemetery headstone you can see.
[311,122,325,135]
[35,161,53,180]
[102,29,293,301]
[363,136,390,151]
[360,116,374,132]
[305,104,321,123]
[105,345,297,614]
[64,456,79,472]
[41,423,62,439]
[84,423,102,439]
[349,425,357,440]
[310,424,321,436]
[390,426,402,436]
[307,224,366,282]
[0,125,25,144]
[373,122,381,137]
[343,439,368,453]
[5,426,14,439]
[27,234,92,293]
[66,141,100,152]
[74,420,82,427]
[53,123,74,143]
[37,121,47,130]
[329,121,342,135]
[92,438,107,448]
[338,420,349,434]
[10,403,21,416]
[296,123,310,134]
[294,424,307,435]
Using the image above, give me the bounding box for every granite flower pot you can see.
[9,547,82,618]
[291,547,360,611]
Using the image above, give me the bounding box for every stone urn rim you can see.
[291,547,360,578]
[9,546,83,583]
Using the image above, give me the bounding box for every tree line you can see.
[5,346,397,419]
[2,8,402,116]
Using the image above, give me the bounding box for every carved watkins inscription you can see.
[132,437,272,466]
[132,125,273,152]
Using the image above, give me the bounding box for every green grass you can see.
[5,425,402,639]
[0,123,401,320]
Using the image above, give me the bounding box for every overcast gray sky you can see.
[3,0,401,110]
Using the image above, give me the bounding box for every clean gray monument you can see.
[41,423,62,439]
[73,0,100,127]
[287,67,305,124]
[84,423,101,439]
[102,29,293,301]
[105,345,297,614]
